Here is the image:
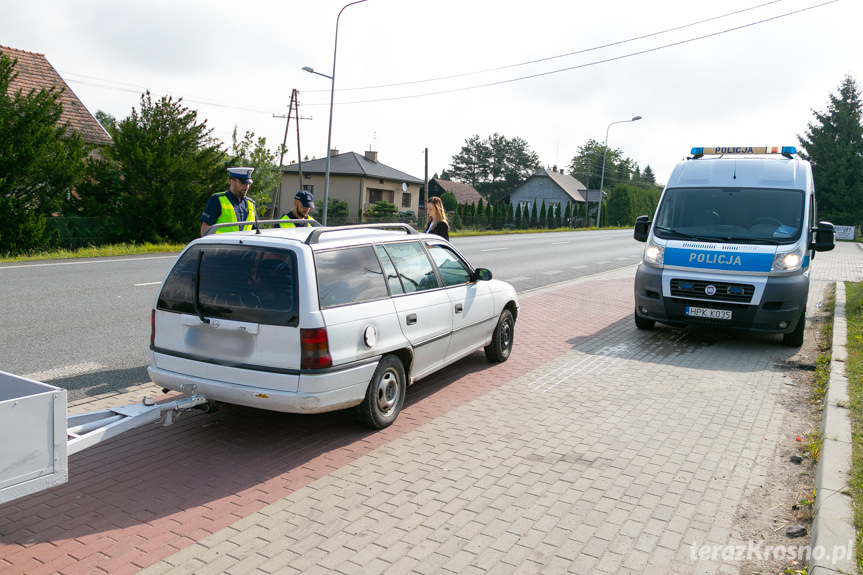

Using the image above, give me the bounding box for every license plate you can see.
[686,306,732,320]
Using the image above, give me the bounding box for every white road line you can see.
[479,248,508,252]
[135,282,163,286]
[550,242,570,245]
[25,362,104,381]
[541,270,563,275]
[0,255,177,270]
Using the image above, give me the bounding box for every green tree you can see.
[441,191,458,213]
[448,133,541,202]
[642,165,657,186]
[366,200,398,217]
[228,127,282,216]
[798,75,863,226]
[104,92,225,243]
[448,135,489,188]
[0,53,89,254]
[315,197,349,224]
[95,110,116,132]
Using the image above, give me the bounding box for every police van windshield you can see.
[653,187,804,244]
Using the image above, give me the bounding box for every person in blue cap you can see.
[279,190,316,227]
[200,167,257,235]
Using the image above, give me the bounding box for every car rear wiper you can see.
[192,250,210,324]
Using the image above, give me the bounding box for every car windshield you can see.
[653,187,804,244]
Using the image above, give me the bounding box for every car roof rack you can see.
[305,223,418,245]
[203,219,323,236]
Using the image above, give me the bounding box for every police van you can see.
[633,146,835,346]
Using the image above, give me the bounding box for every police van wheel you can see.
[485,309,514,362]
[783,309,806,347]
[634,308,656,330]
[357,355,406,429]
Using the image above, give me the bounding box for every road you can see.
[0,230,641,399]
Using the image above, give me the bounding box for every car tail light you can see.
[300,327,332,369]
[150,309,156,347]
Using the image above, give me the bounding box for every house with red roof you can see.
[427,178,482,206]
[1,45,111,148]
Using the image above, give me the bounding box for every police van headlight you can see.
[772,245,804,272]
[643,238,665,265]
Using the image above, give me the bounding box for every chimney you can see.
[364,150,378,163]
[330,149,339,156]
[552,165,557,173]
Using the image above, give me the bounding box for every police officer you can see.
[279,190,316,227]
[200,167,256,236]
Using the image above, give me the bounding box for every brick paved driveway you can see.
[2,243,860,575]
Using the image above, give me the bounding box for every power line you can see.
[58,0,835,115]
[304,0,837,107]
[306,0,791,94]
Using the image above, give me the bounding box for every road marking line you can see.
[479,248,508,252]
[135,282,163,286]
[0,255,177,270]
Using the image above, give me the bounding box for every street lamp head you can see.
[302,66,314,73]
[632,116,642,121]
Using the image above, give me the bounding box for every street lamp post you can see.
[596,115,642,228]
[303,0,368,226]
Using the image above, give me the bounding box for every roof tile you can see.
[1,45,112,146]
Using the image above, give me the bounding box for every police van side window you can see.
[157,246,298,326]
[427,244,472,287]
[315,246,390,309]
[381,241,440,293]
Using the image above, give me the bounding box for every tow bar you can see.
[0,370,208,505]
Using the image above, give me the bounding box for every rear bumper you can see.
[634,264,808,334]
[147,356,377,414]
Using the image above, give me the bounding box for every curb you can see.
[811,280,857,574]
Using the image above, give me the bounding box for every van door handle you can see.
[406,313,417,325]
[454,303,463,314]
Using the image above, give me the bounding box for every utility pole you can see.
[273,89,307,217]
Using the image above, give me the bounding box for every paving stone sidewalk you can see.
[2,242,861,575]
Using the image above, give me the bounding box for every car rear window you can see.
[314,246,390,308]
[157,245,298,326]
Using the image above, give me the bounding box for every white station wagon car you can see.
[148,222,519,428]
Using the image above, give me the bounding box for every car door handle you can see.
[454,303,463,314]
[406,313,417,325]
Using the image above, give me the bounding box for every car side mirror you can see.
[474,268,493,281]
[634,215,651,243]
[811,221,835,252]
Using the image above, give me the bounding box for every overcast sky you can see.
[3,0,860,189]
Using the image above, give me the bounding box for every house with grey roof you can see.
[508,166,592,222]
[1,45,112,148]
[280,150,423,222]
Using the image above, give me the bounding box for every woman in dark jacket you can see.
[425,196,450,240]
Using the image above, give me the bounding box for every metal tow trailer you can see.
[0,370,207,505]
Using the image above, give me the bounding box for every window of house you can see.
[401,193,411,208]
[368,189,393,204]
[303,185,314,194]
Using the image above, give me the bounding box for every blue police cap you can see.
[227,167,254,183]
[295,190,314,208]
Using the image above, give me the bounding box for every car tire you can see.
[485,309,514,363]
[356,355,406,429]
[634,308,656,330]
[783,308,806,347]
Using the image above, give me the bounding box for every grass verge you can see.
[844,281,863,570]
